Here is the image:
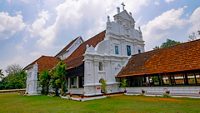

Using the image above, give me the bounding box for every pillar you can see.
[68,77,70,89]
[76,76,79,88]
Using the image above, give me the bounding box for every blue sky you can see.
[0,0,200,73]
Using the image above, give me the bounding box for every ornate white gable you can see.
[83,5,145,96]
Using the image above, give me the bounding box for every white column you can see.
[76,76,79,88]
[68,77,70,89]
[94,60,99,84]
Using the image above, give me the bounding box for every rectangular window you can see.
[162,76,170,85]
[174,74,184,85]
[70,77,77,88]
[188,73,196,85]
[99,62,103,71]
[126,45,131,56]
[195,73,200,84]
[115,45,119,55]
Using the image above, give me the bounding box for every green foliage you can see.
[0,69,4,79]
[161,39,181,48]
[121,79,127,88]
[163,93,171,98]
[0,65,26,90]
[99,78,107,94]
[154,39,181,50]
[0,70,27,90]
[152,76,159,85]
[121,78,127,92]
[153,46,160,50]
[39,70,50,95]
[50,61,67,96]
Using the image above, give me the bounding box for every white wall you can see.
[26,63,39,95]
[83,10,145,96]
[125,86,200,96]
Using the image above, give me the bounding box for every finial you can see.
[138,26,141,31]
[121,2,125,10]
[117,7,120,13]
[129,12,132,16]
[107,16,110,22]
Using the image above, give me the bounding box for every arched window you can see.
[99,62,103,71]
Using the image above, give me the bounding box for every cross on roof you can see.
[121,2,125,10]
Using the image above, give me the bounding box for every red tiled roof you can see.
[65,30,106,69]
[117,39,200,77]
[55,36,82,57]
[24,56,59,73]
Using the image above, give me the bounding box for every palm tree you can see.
[39,70,51,95]
[50,61,67,96]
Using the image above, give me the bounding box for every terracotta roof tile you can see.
[117,39,200,77]
[65,30,106,69]
[24,56,59,73]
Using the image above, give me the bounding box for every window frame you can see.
[126,45,131,56]
[99,62,103,71]
[115,45,119,55]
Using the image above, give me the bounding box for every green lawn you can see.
[0,93,200,113]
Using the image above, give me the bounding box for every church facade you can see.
[24,6,145,96]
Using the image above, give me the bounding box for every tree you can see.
[188,29,200,41]
[154,39,181,49]
[0,64,26,90]
[39,70,50,95]
[5,64,22,75]
[153,46,160,50]
[188,32,197,41]
[0,70,26,89]
[160,39,181,48]
[50,61,67,96]
[0,69,4,79]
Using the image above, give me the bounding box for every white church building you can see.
[24,5,145,96]
[25,4,200,97]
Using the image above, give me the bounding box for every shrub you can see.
[121,78,127,93]
[99,78,107,94]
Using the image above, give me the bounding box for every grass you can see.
[0,93,200,113]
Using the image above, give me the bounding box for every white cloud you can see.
[19,0,29,4]
[29,10,56,48]
[29,0,149,48]
[29,10,49,37]
[0,12,25,40]
[154,1,160,6]
[142,7,188,50]
[1,0,150,73]
[188,7,200,35]
[165,0,176,3]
